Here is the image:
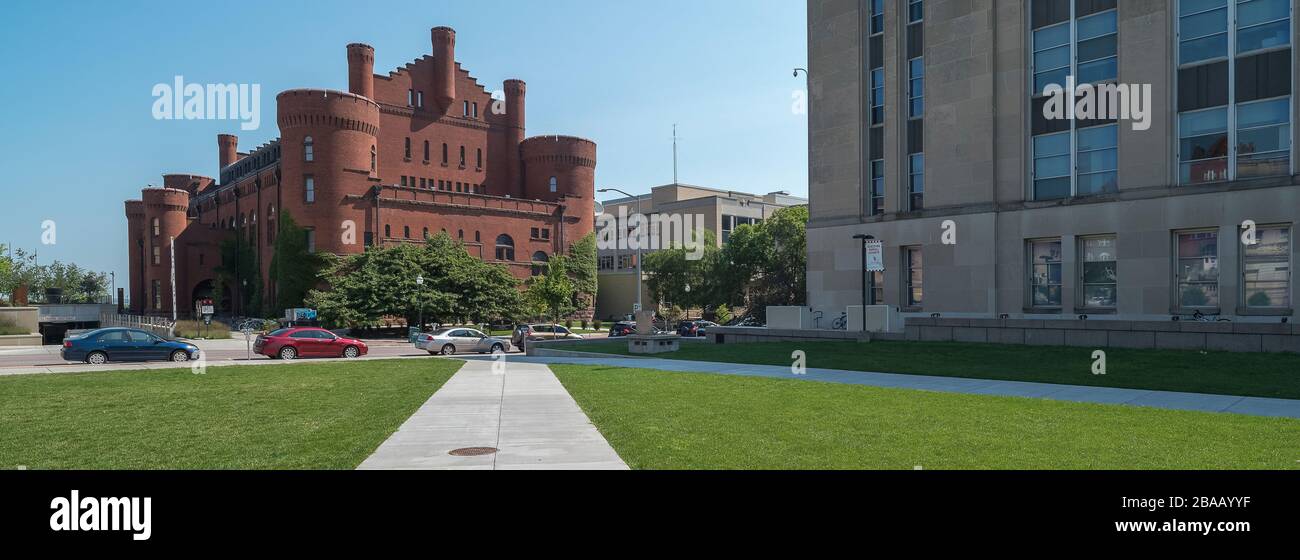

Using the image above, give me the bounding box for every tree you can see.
[643,229,719,313]
[714,206,808,319]
[566,233,598,308]
[0,245,12,301]
[525,255,576,321]
[307,233,522,328]
[270,211,328,312]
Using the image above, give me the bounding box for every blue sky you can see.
[0,0,808,282]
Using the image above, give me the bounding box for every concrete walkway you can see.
[477,356,1300,420]
[358,360,628,471]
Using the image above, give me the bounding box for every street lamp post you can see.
[853,234,875,335]
[598,188,643,320]
[415,274,425,333]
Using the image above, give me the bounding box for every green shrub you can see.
[593,320,603,331]
[174,320,232,340]
[715,306,733,325]
[565,319,574,329]
[0,316,26,336]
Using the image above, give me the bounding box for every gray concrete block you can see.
[1082,320,1133,331]
[988,328,1026,345]
[1004,319,1044,329]
[1064,329,1108,348]
[921,326,955,342]
[1180,322,1236,334]
[1156,332,1207,350]
[1131,320,1180,333]
[968,319,1004,328]
[934,318,972,327]
[952,327,989,343]
[907,317,937,327]
[1025,329,1066,347]
[1205,334,1263,353]
[1262,335,1300,354]
[1232,322,1293,335]
[1109,331,1156,349]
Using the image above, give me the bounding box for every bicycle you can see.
[1180,310,1232,323]
[831,312,848,331]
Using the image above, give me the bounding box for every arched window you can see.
[303,136,314,162]
[549,176,558,193]
[531,252,550,277]
[495,234,515,261]
[370,146,377,172]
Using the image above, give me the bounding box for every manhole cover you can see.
[449,447,498,457]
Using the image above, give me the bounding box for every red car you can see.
[254,328,368,360]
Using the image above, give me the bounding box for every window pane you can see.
[1180,107,1228,135]
[1035,154,1071,178]
[1035,67,1071,93]
[1084,285,1118,307]
[1238,0,1289,27]
[1034,131,1070,155]
[1237,125,1290,154]
[1237,97,1289,128]
[1031,240,1062,263]
[1238,152,1291,178]
[1077,37,1117,64]
[1181,7,1228,39]
[1035,177,1072,199]
[1077,125,1118,151]
[1238,19,1290,53]
[1180,158,1230,183]
[1077,172,1118,195]
[1034,23,1069,50]
[1244,227,1291,307]
[1083,237,1118,262]
[1076,57,1117,84]
[1181,0,1228,14]
[1077,10,1117,41]
[1077,149,1118,174]
[1180,33,1229,64]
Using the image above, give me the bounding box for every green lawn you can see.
[0,359,460,470]
[568,340,1300,400]
[552,364,1300,470]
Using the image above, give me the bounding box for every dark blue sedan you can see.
[62,328,200,365]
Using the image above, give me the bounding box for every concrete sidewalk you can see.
[358,360,628,471]
[476,356,1300,420]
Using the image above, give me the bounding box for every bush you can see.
[175,320,232,340]
[581,319,589,330]
[715,306,733,325]
[593,320,603,331]
[565,319,574,329]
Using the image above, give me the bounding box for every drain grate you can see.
[449,447,498,457]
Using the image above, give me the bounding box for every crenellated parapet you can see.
[277,89,382,135]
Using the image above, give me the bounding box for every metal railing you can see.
[100,313,175,338]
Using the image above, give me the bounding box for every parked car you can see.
[416,328,512,355]
[62,328,200,365]
[726,316,765,328]
[515,324,584,347]
[608,321,636,337]
[254,328,368,360]
[677,320,718,338]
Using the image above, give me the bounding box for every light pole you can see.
[415,274,424,332]
[853,234,875,334]
[598,188,643,320]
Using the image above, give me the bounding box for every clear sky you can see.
[0,0,808,284]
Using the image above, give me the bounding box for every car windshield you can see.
[432,329,455,336]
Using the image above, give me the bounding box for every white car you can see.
[415,328,512,356]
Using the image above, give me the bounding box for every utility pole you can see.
[672,124,679,186]
[169,237,178,323]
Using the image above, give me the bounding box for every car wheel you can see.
[170,350,190,363]
[491,344,505,355]
[86,351,108,365]
[440,344,456,356]
[279,346,298,360]
[343,346,360,359]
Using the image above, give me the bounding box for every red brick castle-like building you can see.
[124,26,597,317]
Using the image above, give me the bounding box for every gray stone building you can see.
[806,0,1298,324]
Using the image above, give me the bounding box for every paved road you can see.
[0,337,521,376]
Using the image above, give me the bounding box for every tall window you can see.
[405,138,412,159]
[404,226,411,239]
[370,146,376,173]
[908,154,924,211]
[424,140,430,161]
[442,143,449,165]
[459,146,466,167]
[152,245,160,266]
[417,91,424,107]
[152,218,160,237]
[531,252,549,277]
[908,58,924,118]
[1243,226,1291,309]
[152,280,161,310]
[549,176,558,193]
[1031,1,1119,200]
[1029,239,1064,308]
[407,90,414,106]
[870,68,884,125]
[1178,0,1292,184]
[870,0,883,34]
[472,102,479,118]
[869,271,884,305]
[304,176,315,203]
[1080,236,1118,309]
[908,0,923,22]
[1176,230,1221,309]
[304,136,314,162]
[870,159,884,215]
[384,224,391,238]
[495,234,515,261]
[905,247,923,307]
[477,148,483,169]
[306,229,316,254]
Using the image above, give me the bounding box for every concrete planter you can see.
[0,307,39,334]
[0,334,44,347]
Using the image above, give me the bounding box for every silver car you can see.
[415,328,512,356]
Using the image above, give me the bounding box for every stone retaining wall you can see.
[901,318,1300,354]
